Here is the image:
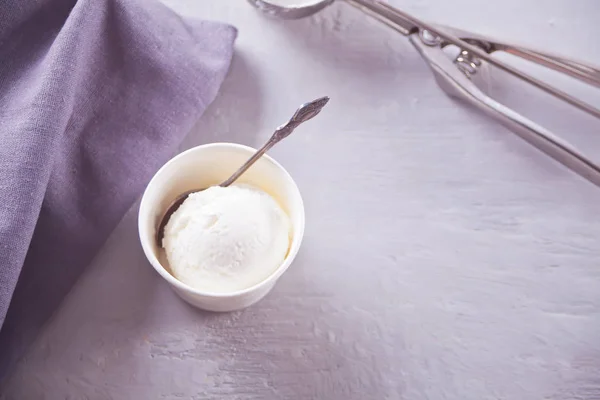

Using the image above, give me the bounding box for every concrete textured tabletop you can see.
[2,1,600,399]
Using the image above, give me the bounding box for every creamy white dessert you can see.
[162,184,292,293]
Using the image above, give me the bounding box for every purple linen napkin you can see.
[0,0,236,380]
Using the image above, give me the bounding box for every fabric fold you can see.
[0,0,236,381]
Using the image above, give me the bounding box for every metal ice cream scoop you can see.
[249,0,600,188]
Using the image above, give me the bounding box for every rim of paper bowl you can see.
[138,142,305,298]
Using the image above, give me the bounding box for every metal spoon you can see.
[156,96,330,246]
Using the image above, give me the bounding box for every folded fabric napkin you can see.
[0,0,236,381]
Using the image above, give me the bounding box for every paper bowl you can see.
[138,143,305,312]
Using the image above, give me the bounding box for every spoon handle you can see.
[219,138,278,188]
[219,96,329,188]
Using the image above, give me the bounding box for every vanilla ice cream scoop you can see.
[162,185,292,293]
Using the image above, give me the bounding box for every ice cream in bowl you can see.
[138,142,305,312]
[162,184,292,294]
[138,96,328,311]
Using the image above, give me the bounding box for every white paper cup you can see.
[138,143,305,312]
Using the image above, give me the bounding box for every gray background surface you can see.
[2,0,600,399]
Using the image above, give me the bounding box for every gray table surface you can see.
[2,1,600,399]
